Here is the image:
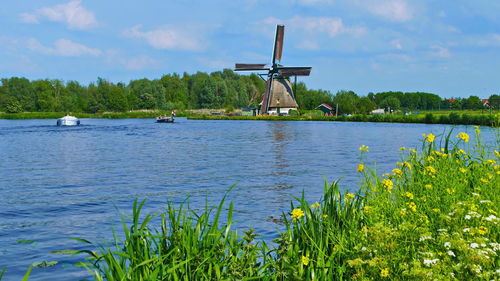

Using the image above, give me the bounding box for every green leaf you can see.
[32,261,58,268]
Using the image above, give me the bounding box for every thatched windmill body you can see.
[235,25,311,115]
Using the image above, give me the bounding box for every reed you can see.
[72,128,498,280]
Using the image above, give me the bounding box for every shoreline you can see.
[1,111,498,126]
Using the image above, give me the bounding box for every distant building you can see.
[371,108,385,115]
[482,99,489,107]
[316,103,334,116]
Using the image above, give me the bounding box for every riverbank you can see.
[65,130,498,280]
[0,110,192,120]
[189,112,499,126]
[1,110,498,127]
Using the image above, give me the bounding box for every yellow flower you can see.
[403,161,412,170]
[396,162,403,166]
[478,226,488,235]
[425,133,435,143]
[380,268,390,278]
[427,156,435,162]
[382,179,394,192]
[480,178,489,183]
[425,184,432,189]
[495,165,500,170]
[456,149,466,155]
[409,148,417,153]
[456,132,470,143]
[432,208,440,212]
[322,214,328,218]
[404,192,414,200]
[359,145,369,152]
[311,202,320,209]
[459,168,467,173]
[363,206,373,213]
[291,208,304,221]
[345,193,356,201]
[446,188,455,194]
[484,159,496,165]
[495,150,500,158]
[400,208,407,215]
[357,164,365,172]
[392,168,403,177]
[400,147,406,150]
[407,202,417,212]
[347,258,364,267]
[301,255,310,266]
[425,166,437,177]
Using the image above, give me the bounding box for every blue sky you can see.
[1,0,499,98]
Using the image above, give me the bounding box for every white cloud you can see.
[20,0,97,30]
[354,0,414,22]
[429,45,451,58]
[262,16,366,38]
[297,0,333,4]
[123,55,158,70]
[20,13,39,24]
[123,25,208,51]
[27,38,102,57]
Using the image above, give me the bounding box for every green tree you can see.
[462,95,483,110]
[356,97,376,114]
[487,94,499,109]
[333,90,359,114]
[380,96,401,112]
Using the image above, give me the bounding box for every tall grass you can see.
[73,128,498,280]
[188,112,499,126]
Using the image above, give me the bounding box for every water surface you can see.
[0,118,497,280]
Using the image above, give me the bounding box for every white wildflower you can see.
[444,242,451,248]
[463,228,470,233]
[423,258,439,267]
[437,229,448,232]
[490,243,500,251]
[464,215,472,220]
[419,235,433,242]
[361,247,367,251]
[470,243,479,249]
[447,251,455,257]
[472,264,482,274]
[479,200,491,204]
[472,193,480,196]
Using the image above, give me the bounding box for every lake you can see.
[0,118,497,280]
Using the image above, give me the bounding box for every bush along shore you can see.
[47,128,497,281]
[189,112,500,127]
[0,111,189,120]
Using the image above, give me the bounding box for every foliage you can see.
[71,130,498,280]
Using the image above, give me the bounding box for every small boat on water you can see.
[156,116,174,123]
[57,115,80,126]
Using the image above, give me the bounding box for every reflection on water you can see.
[0,118,496,281]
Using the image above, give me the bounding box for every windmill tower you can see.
[235,25,312,115]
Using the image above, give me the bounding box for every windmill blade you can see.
[277,66,312,76]
[235,63,268,71]
[272,25,285,64]
[260,78,273,114]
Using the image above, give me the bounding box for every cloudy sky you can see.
[1,0,499,98]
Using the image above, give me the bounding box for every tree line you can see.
[0,69,498,114]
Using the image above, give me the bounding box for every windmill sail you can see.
[235,63,268,71]
[272,25,284,64]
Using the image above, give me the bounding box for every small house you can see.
[316,103,334,116]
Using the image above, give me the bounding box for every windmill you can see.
[235,25,311,115]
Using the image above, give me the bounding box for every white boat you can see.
[57,115,80,126]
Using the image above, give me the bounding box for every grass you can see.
[188,112,500,126]
[66,128,498,280]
